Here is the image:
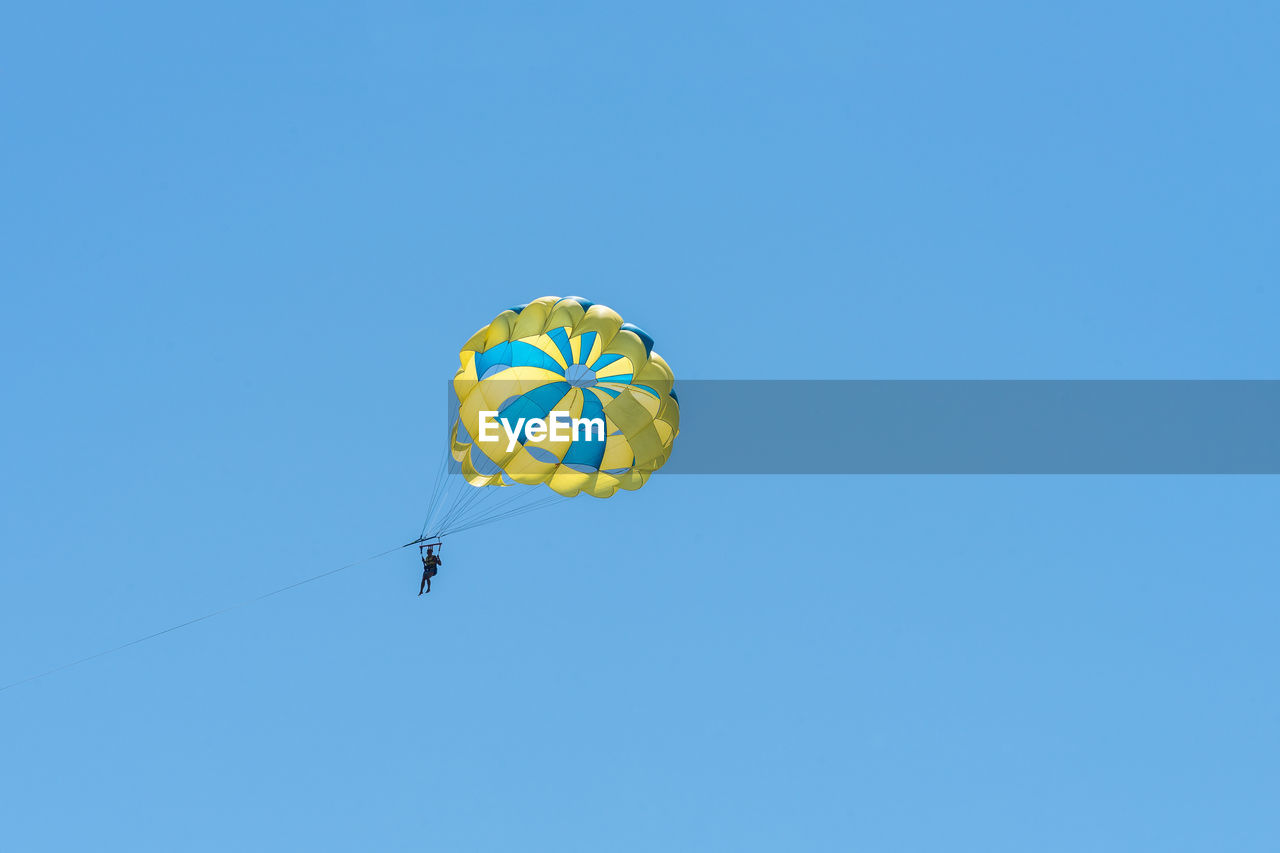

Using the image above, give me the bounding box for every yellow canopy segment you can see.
[451,296,679,497]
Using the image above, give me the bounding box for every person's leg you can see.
[420,573,427,595]
[426,577,431,593]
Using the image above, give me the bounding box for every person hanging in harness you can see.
[419,545,442,595]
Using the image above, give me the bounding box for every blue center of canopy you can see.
[565,364,597,388]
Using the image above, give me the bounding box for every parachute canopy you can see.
[451,295,680,498]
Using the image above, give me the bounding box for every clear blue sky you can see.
[3,2,1278,850]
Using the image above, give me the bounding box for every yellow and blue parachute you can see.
[420,296,678,538]
[452,295,679,497]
